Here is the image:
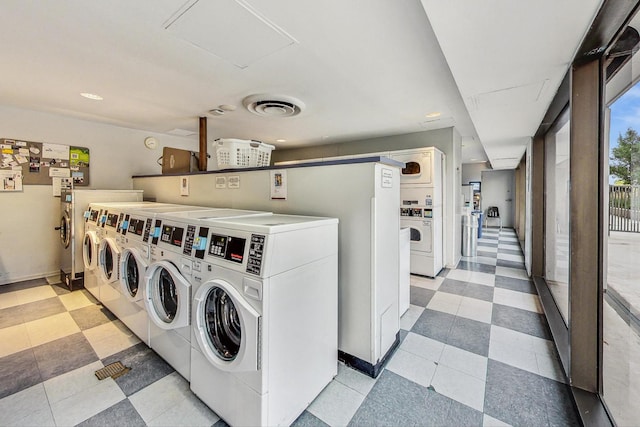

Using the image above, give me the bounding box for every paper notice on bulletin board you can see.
[42,143,69,160]
[270,170,287,199]
[1,170,23,191]
[70,147,90,168]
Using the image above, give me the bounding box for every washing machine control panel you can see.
[105,212,119,229]
[208,234,246,264]
[127,217,146,237]
[160,224,185,248]
[400,208,424,217]
[246,234,265,275]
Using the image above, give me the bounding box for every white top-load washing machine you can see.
[190,214,339,427]
[143,208,272,381]
[59,189,143,290]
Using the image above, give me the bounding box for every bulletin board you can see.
[0,138,90,186]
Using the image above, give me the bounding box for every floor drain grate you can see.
[95,361,130,380]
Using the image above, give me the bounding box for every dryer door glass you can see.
[123,252,139,298]
[204,287,241,361]
[101,243,114,280]
[153,268,178,322]
[83,234,94,266]
[60,215,70,248]
[402,161,421,176]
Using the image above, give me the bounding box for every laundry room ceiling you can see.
[0,0,602,168]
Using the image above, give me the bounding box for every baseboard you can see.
[0,270,59,286]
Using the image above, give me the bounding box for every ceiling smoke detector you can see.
[243,94,305,118]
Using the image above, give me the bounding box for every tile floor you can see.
[0,228,579,426]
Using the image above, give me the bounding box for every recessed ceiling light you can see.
[276,139,286,143]
[425,112,441,118]
[80,92,103,101]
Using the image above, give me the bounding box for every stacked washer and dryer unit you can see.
[394,148,445,277]
[190,214,339,426]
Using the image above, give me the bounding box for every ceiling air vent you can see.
[243,94,305,117]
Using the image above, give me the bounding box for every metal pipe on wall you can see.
[199,116,207,171]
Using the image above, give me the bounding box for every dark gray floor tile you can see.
[478,242,499,248]
[0,304,25,329]
[410,286,435,307]
[447,316,491,357]
[456,261,496,275]
[411,309,455,342]
[492,304,552,340]
[292,410,329,427]
[21,297,67,322]
[0,278,47,294]
[544,377,580,426]
[212,419,230,427]
[494,275,537,295]
[446,399,484,427]
[398,329,408,343]
[477,250,497,259]
[51,283,72,295]
[69,304,117,330]
[439,278,468,295]
[75,399,145,427]
[439,279,494,302]
[102,343,174,396]
[437,268,450,278]
[484,360,548,426]
[464,282,494,302]
[498,248,523,255]
[33,332,98,381]
[0,349,42,399]
[496,259,526,270]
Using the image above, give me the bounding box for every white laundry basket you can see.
[213,138,275,169]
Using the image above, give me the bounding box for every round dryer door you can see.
[193,279,260,372]
[119,248,147,302]
[144,260,190,330]
[98,238,120,283]
[60,214,71,248]
[83,231,99,270]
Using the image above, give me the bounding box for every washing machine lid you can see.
[83,231,99,270]
[194,279,260,372]
[144,260,191,330]
[170,209,271,220]
[98,237,120,283]
[202,214,338,234]
[119,248,148,302]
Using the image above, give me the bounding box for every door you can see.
[83,231,99,270]
[119,248,148,302]
[144,260,191,329]
[98,238,120,284]
[193,279,260,372]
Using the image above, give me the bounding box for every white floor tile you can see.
[0,324,31,358]
[484,414,512,426]
[439,344,488,381]
[399,305,424,331]
[14,286,57,306]
[493,288,542,313]
[58,291,94,311]
[457,297,493,324]
[535,352,566,383]
[399,332,445,362]
[25,312,80,347]
[386,349,437,388]
[474,256,498,266]
[446,269,495,287]
[50,376,125,426]
[307,380,365,427]
[0,292,20,310]
[496,253,525,263]
[490,325,533,353]
[83,320,141,359]
[147,392,220,427]
[477,245,498,253]
[129,372,192,423]
[495,266,529,281]
[335,362,378,396]
[489,335,539,375]
[498,243,521,250]
[426,292,462,316]
[0,384,53,426]
[44,361,105,404]
[410,275,443,291]
[431,364,485,412]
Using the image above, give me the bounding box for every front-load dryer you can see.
[190,214,339,427]
[143,208,272,381]
[82,206,103,301]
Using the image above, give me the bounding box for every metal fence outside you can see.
[610,185,640,232]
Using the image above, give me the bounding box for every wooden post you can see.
[199,116,207,172]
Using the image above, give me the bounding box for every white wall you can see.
[462,162,489,184]
[0,105,199,284]
[481,169,516,228]
[273,127,463,268]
